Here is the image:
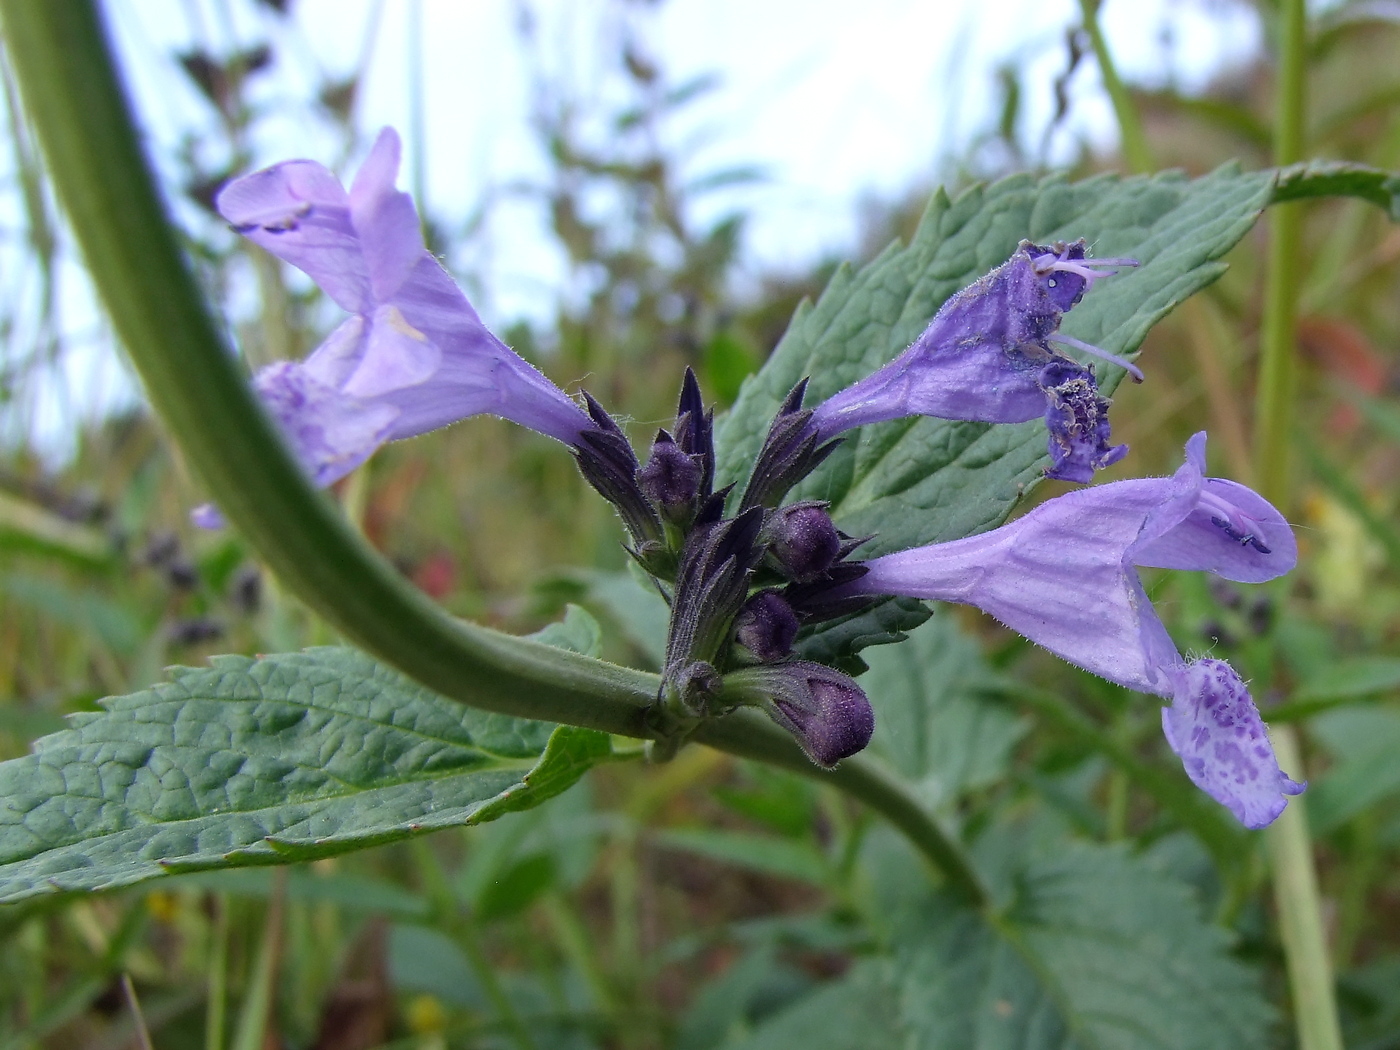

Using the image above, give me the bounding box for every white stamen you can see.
[1049,334,1146,383]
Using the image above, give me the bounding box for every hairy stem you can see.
[0,0,986,909]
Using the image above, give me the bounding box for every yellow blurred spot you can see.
[405,994,447,1034]
[1304,492,1383,615]
[144,891,178,923]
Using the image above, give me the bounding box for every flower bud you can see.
[764,502,841,581]
[725,661,874,767]
[639,431,701,519]
[733,591,800,661]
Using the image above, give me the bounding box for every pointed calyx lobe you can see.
[739,379,841,511]
[213,127,591,504]
[572,392,664,550]
[806,238,1137,483]
[827,433,1303,827]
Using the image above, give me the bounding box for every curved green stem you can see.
[0,0,657,737]
[0,0,986,910]
[1078,0,1153,175]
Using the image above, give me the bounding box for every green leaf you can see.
[1272,160,1400,220]
[1296,657,1400,703]
[721,960,903,1050]
[1,571,145,656]
[1308,708,1400,832]
[527,603,603,657]
[726,842,1273,1050]
[0,646,615,904]
[860,611,1026,804]
[793,595,931,675]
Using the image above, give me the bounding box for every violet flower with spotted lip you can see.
[831,433,1303,828]
[211,126,590,500]
[808,239,1138,483]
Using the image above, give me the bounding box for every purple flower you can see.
[833,433,1304,828]
[214,127,590,492]
[808,240,1138,482]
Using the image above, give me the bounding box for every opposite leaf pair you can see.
[213,127,1303,828]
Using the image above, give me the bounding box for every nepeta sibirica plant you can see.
[214,130,1302,827]
[13,5,1400,1045]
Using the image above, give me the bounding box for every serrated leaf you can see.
[726,843,1273,1050]
[793,595,931,674]
[0,646,614,904]
[715,165,1396,554]
[860,610,1026,804]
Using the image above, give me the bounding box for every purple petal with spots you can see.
[837,433,1303,826]
[1162,659,1305,829]
[217,159,368,313]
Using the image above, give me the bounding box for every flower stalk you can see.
[1255,1,1344,1047]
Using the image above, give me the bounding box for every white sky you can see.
[3,0,1263,460]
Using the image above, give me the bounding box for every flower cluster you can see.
[217,130,1303,827]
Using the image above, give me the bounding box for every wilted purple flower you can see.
[214,127,591,492]
[832,433,1304,828]
[725,661,874,767]
[809,240,1138,482]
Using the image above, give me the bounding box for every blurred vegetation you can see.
[2,0,1400,1048]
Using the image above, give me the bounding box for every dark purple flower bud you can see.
[639,430,702,517]
[725,662,874,767]
[763,502,841,581]
[230,565,263,614]
[1038,360,1128,483]
[734,591,800,661]
[168,618,224,645]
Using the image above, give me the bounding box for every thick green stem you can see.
[1254,4,1344,1049]
[0,0,985,910]
[1254,0,1307,501]
[1268,727,1343,1050]
[1078,0,1153,175]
